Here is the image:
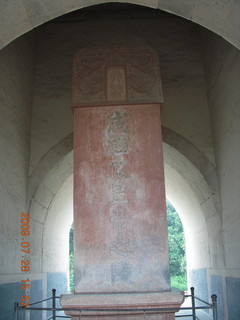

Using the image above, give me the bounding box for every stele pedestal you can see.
[61,47,184,320]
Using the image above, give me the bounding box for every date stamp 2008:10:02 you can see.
[20,212,31,308]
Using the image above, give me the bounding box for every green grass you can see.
[170,275,187,291]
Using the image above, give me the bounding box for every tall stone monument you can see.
[61,47,184,319]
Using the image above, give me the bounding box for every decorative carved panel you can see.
[72,47,163,106]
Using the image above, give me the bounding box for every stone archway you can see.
[0,2,239,319]
[0,0,240,50]
[30,139,222,301]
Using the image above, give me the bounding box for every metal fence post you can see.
[14,302,19,320]
[211,294,218,320]
[52,289,56,320]
[190,287,196,320]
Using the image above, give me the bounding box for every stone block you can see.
[34,184,54,208]
[189,269,208,303]
[61,291,184,320]
[211,275,224,320]
[223,0,240,49]
[197,178,213,203]
[192,0,234,35]
[0,0,32,47]
[30,199,47,224]
[21,0,51,27]
[201,196,218,219]
[158,0,196,20]
[226,276,240,320]
[57,161,73,183]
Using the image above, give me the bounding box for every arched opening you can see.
[68,200,187,292]
[35,138,217,299]
[25,3,225,317]
[1,1,239,50]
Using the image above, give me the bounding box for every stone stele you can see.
[61,47,184,320]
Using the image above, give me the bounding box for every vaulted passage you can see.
[0,3,240,320]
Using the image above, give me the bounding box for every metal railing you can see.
[14,287,218,320]
[175,287,218,320]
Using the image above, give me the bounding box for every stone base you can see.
[60,291,184,320]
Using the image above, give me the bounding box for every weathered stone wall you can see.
[0,34,38,319]
[201,30,240,320]
[0,34,35,274]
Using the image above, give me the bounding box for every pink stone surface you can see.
[64,313,175,320]
[73,104,170,294]
[61,291,184,309]
[60,290,184,320]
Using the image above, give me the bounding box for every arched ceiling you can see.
[0,0,240,50]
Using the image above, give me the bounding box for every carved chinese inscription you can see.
[107,111,129,205]
[107,67,127,102]
[106,110,134,287]
[109,205,131,257]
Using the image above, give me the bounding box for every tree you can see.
[167,201,187,290]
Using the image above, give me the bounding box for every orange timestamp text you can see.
[20,212,31,308]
